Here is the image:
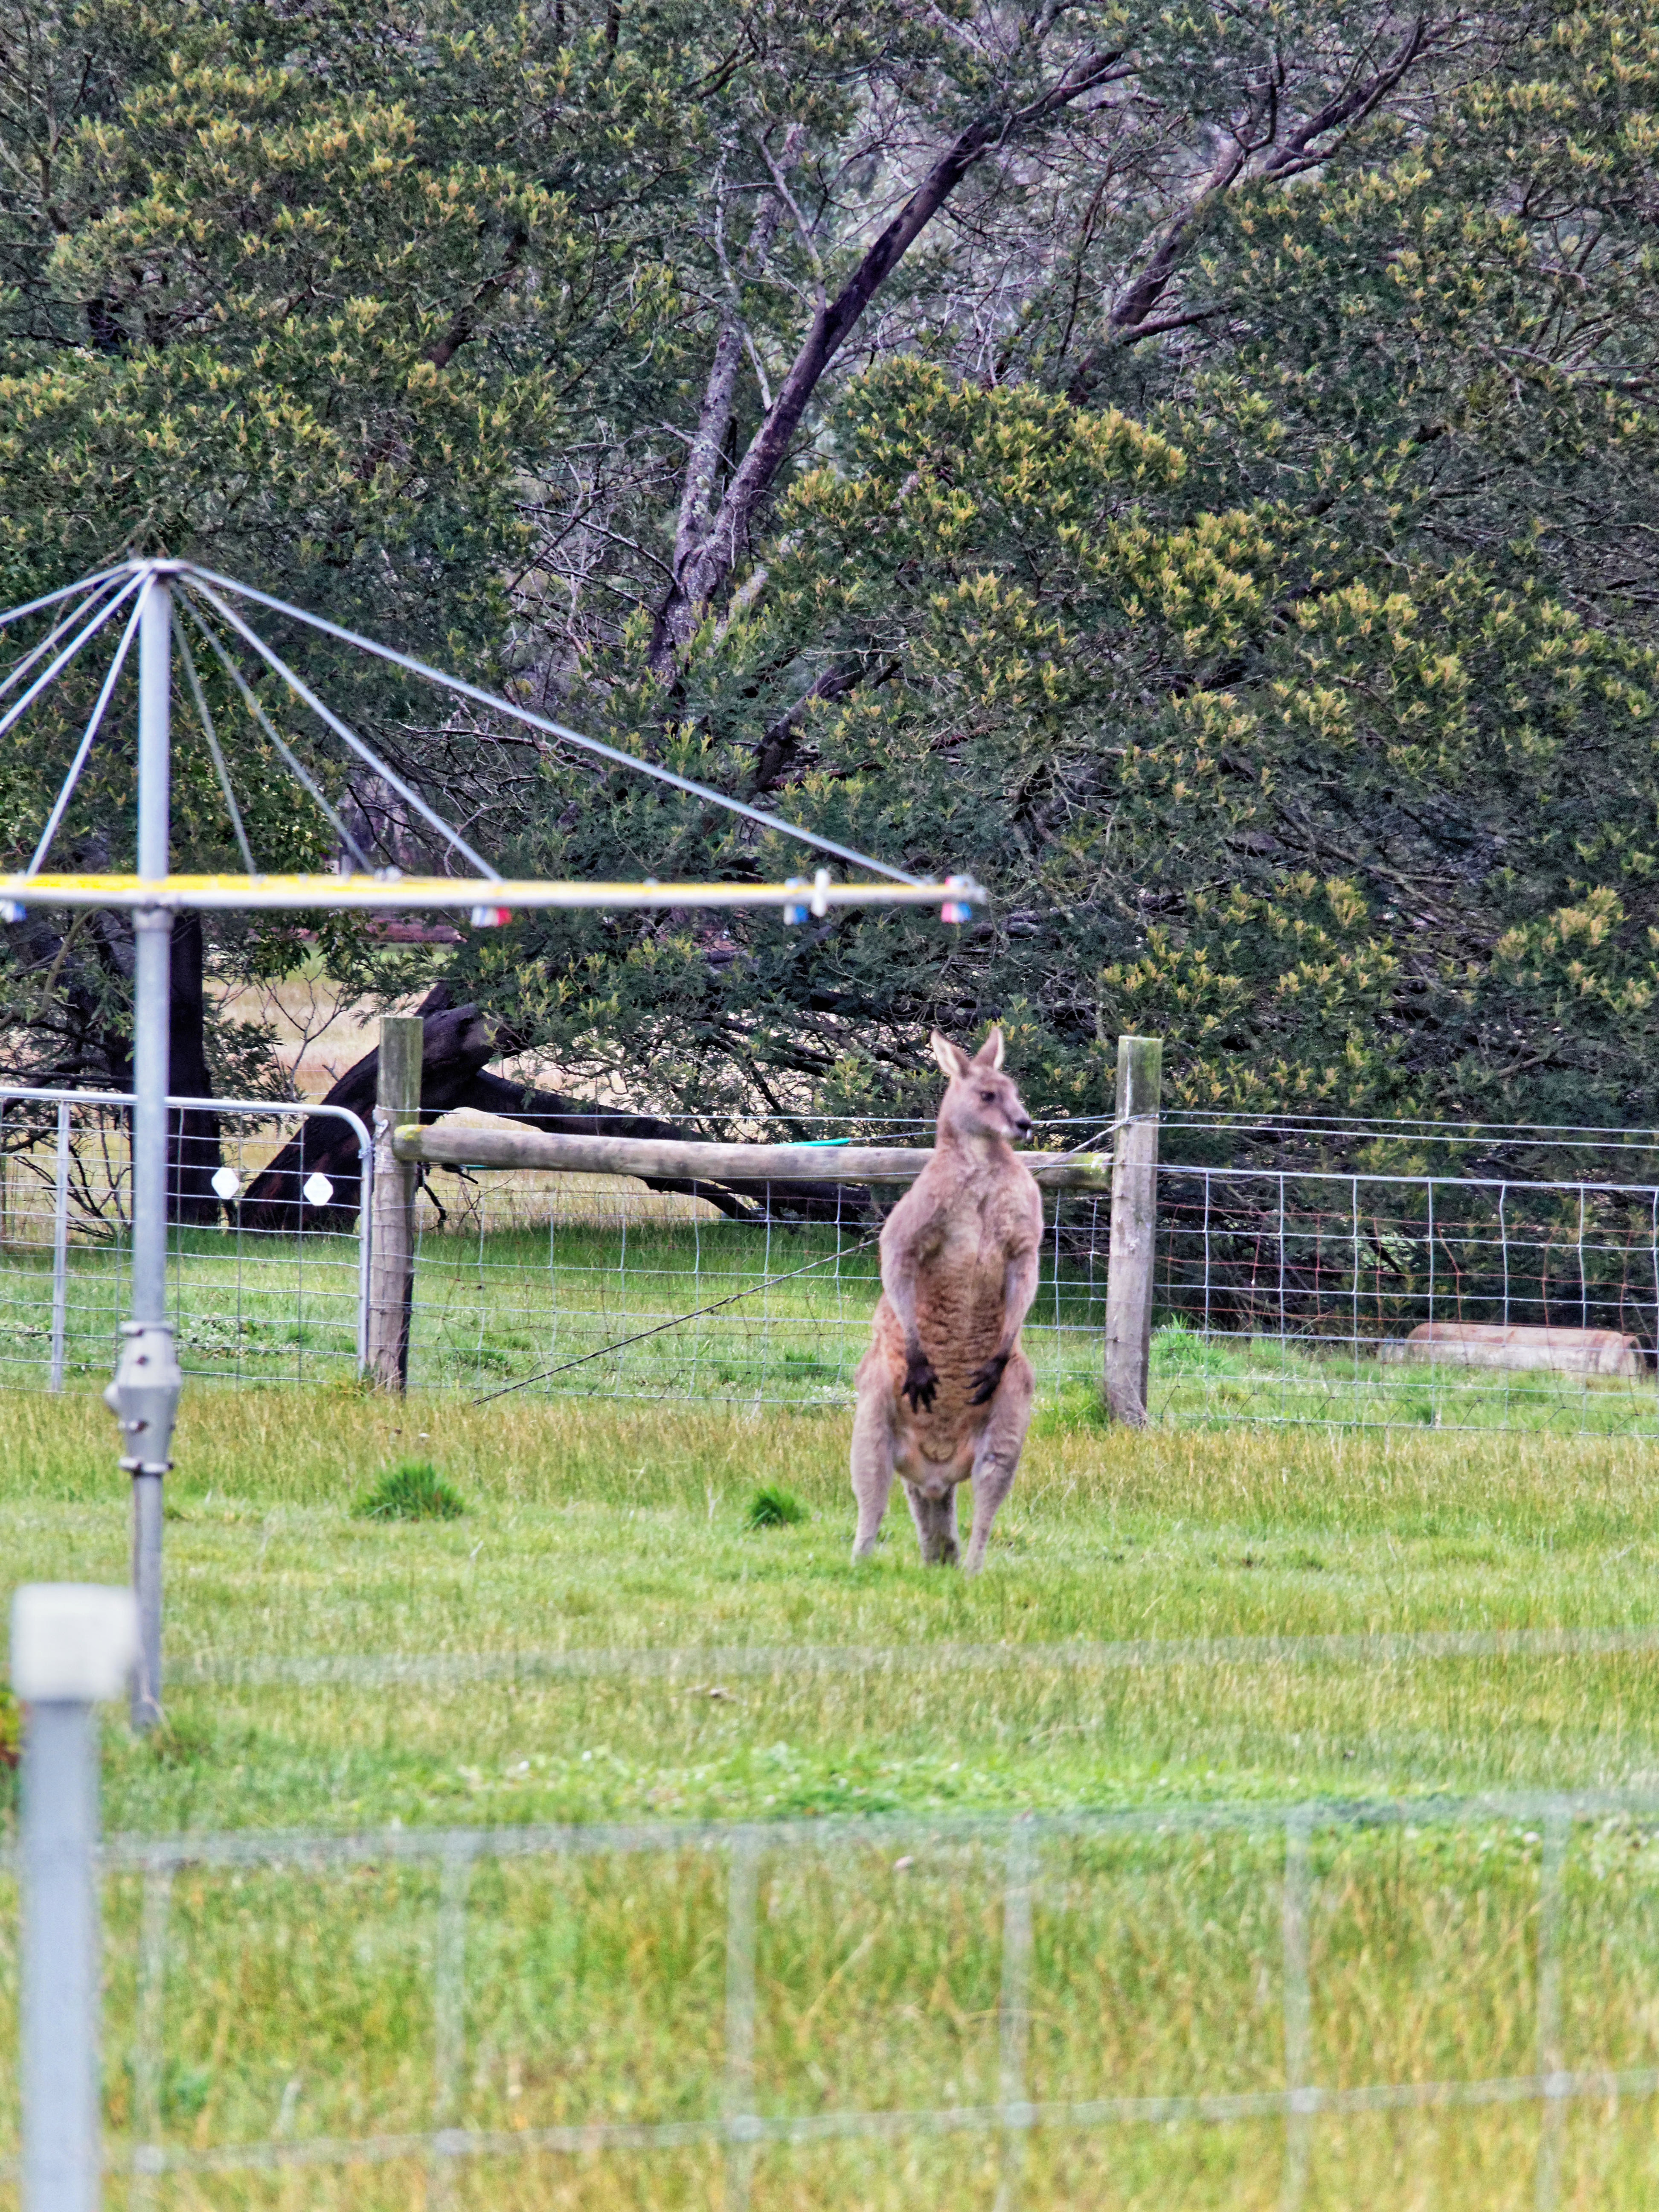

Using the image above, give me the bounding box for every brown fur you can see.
[849,1026,1043,1571]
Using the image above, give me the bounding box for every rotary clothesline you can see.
[0,557,982,919]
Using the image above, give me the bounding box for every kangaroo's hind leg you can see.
[963,1350,1034,1574]
[904,1481,960,1567]
[850,1365,897,1562]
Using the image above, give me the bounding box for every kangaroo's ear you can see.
[930,1030,969,1079]
[973,1026,1005,1071]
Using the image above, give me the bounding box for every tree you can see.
[462,352,1659,1126]
[446,3,1659,1138]
[505,0,1476,690]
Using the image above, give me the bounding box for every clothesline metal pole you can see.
[104,564,183,1733]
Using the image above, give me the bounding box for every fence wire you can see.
[160,1619,1659,1691]
[406,1112,1659,1434]
[9,1786,1659,2206]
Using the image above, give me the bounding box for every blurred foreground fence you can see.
[10,1082,1659,1432]
[12,1779,1659,2208]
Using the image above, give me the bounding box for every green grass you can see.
[353,1459,466,1522]
[0,1386,1642,1830]
[0,1225,362,1390]
[745,1482,808,1528]
[5,1388,1659,2203]
[1147,1315,1659,1435]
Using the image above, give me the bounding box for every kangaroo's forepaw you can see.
[901,1351,938,1411]
[968,1353,1010,1405]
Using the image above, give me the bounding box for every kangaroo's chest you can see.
[918,1185,1020,1283]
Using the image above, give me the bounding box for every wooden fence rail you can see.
[392,1123,1115,1191]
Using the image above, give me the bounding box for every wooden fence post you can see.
[1103,1033,1162,1426]
[367,1014,422,1390]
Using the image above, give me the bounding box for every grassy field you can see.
[4,1388,1659,2204]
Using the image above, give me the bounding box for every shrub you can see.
[355,1462,466,1522]
[745,1485,807,1529]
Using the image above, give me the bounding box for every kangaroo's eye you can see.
[979,1089,996,1101]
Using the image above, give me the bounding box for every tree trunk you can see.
[19,893,224,1225]
[166,911,222,1226]
[238,995,494,1232]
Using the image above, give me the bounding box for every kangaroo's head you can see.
[930,1027,1033,1147]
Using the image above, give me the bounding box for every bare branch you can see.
[650,42,1131,671]
[1068,15,1439,402]
[668,184,789,609]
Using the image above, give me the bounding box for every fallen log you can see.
[235,991,895,1228]
[238,1001,495,1231]
[1377,1323,1647,1377]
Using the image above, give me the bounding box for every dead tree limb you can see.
[648,43,1130,670]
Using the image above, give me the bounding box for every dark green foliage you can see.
[745,1484,808,1529]
[0,0,573,1073]
[355,1461,466,1522]
[482,355,1659,1129]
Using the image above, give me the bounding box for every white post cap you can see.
[11,1584,139,1702]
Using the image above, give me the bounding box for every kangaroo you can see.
[850,1026,1043,1572]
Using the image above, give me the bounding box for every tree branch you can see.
[648,44,1130,671]
[1068,17,1436,403]
[752,659,875,791]
[426,223,529,373]
[1116,304,1224,343]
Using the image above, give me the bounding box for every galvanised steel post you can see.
[105,567,182,1732]
[49,1098,70,1391]
[22,1702,96,2212]
[14,1583,139,2212]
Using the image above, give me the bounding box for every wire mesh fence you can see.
[13,1778,1659,2207]
[0,1088,368,1391]
[406,1110,1659,1435]
[1152,1125,1659,1434]
[11,1092,1659,1433]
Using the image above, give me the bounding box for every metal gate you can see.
[0,1087,371,1391]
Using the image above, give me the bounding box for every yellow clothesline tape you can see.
[0,871,982,916]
